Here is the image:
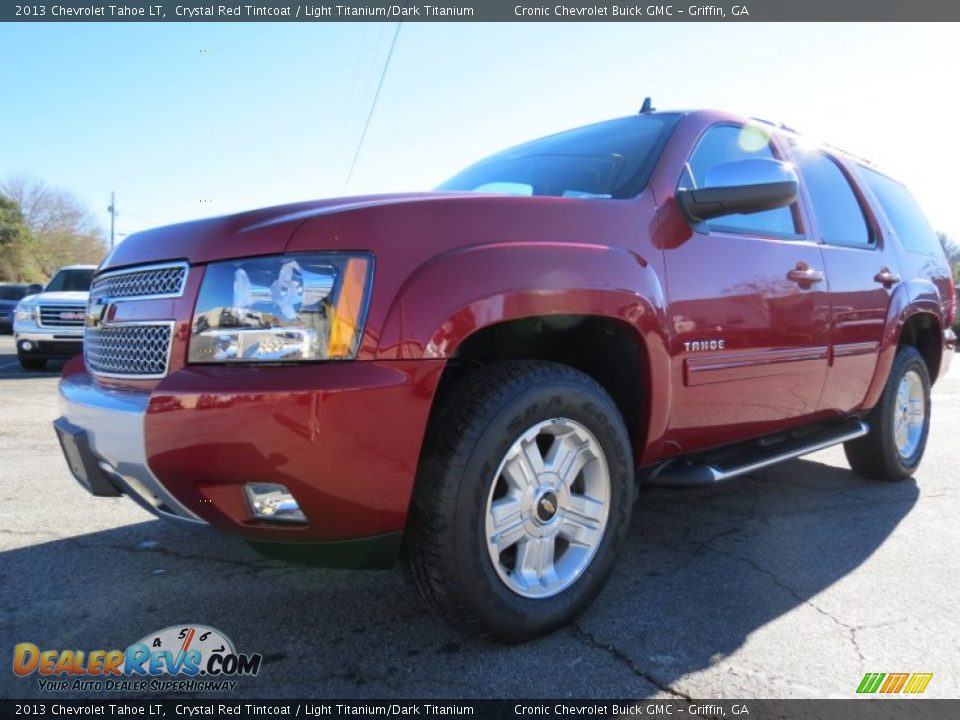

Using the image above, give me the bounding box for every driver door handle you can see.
[874,268,901,288]
[787,263,824,287]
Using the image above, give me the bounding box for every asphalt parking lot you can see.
[1,332,958,700]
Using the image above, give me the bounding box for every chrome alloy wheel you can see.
[484,418,611,599]
[894,369,926,459]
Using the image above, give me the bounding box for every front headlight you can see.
[189,253,373,363]
[14,303,37,323]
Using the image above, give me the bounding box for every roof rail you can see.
[750,116,873,165]
[749,116,799,134]
[824,142,873,165]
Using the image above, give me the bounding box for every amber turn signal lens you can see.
[328,257,370,359]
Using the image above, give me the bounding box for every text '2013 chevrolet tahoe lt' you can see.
[55,108,956,641]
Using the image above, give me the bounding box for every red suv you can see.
[54,109,956,641]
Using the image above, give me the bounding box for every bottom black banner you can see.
[1,700,958,720]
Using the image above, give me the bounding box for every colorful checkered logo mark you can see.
[857,672,933,694]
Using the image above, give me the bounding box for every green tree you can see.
[937,232,960,284]
[0,194,37,281]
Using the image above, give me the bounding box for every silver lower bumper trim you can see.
[58,372,207,527]
[16,331,84,341]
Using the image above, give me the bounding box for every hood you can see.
[101,193,461,270]
[24,291,89,304]
[99,191,650,305]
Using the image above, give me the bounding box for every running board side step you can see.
[647,420,869,488]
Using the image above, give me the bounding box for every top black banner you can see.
[4,0,960,22]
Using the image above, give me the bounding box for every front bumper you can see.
[56,372,206,528]
[56,359,443,566]
[16,327,84,359]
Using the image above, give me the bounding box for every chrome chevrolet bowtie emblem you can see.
[86,297,108,328]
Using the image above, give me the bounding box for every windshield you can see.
[0,286,27,301]
[45,269,94,293]
[437,113,681,199]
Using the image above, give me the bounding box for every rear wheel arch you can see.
[845,344,931,481]
[865,301,944,410]
[897,311,942,384]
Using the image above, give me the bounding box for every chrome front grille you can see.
[90,262,188,301]
[85,323,174,378]
[39,304,86,327]
[85,262,187,379]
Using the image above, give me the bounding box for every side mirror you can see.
[677,158,798,223]
[28,284,43,295]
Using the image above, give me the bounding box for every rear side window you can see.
[860,168,940,256]
[795,151,872,247]
[680,124,798,237]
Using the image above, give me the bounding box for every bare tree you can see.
[0,175,108,279]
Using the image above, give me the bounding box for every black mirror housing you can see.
[677,158,798,223]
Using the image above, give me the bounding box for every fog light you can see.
[21,341,34,351]
[244,483,306,523]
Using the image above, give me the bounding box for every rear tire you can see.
[18,356,46,371]
[404,360,634,642]
[844,346,930,481]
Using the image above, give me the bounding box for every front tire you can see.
[404,360,634,642]
[18,356,46,371]
[844,345,931,481]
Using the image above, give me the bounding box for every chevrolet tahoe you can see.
[53,109,956,641]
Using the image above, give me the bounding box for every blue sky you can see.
[1,22,957,243]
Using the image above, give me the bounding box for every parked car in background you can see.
[14,265,95,370]
[0,283,43,333]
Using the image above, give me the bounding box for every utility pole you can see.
[107,191,117,248]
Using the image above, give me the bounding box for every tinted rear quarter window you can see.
[860,167,940,256]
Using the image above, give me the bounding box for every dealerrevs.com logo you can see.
[13,625,262,693]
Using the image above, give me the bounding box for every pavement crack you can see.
[704,544,866,668]
[569,623,693,701]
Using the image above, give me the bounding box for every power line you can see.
[120,210,157,225]
[342,20,404,194]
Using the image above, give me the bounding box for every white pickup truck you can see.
[13,264,95,370]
